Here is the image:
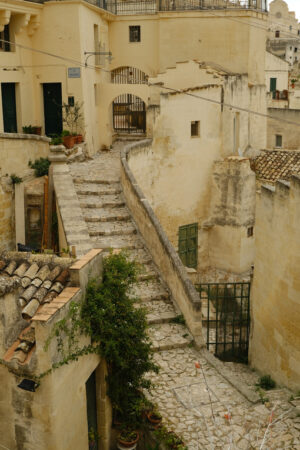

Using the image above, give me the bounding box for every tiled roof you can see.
[252,150,300,183]
[0,253,71,365]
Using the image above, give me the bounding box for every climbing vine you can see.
[44,251,159,425]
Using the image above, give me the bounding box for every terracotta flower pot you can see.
[33,126,42,135]
[117,431,139,449]
[147,411,162,426]
[63,135,76,149]
[76,134,83,144]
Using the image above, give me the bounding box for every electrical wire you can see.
[1,10,300,128]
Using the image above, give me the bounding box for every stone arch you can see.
[112,93,146,134]
[111,66,148,84]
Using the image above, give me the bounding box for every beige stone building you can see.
[267,0,300,64]
[249,175,300,391]
[128,61,265,280]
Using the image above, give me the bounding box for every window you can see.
[275,134,282,148]
[191,120,200,137]
[129,26,140,43]
[290,25,292,31]
[0,25,10,52]
[275,30,280,38]
[247,227,254,238]
[295,48,298,53]
[270,77,277,92]
[68,96,74,107]
[298,30,300,36]
[178,223,198,269]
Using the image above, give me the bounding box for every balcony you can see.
[25,0,268,15]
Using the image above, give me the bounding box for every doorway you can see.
[1,83,17,133]
[113,94,146,134]
[86,371,98,450]
[43,83,62,136]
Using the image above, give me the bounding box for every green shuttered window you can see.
[178,223,198,269]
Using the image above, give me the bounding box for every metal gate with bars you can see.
[195,282,251,363]
[113,94,146,134]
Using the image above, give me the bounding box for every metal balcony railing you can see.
[26,0,268,14]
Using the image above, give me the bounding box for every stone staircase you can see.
[71,173,194,354]
[67,145,300,450]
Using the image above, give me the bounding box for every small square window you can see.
[68,96,74,107]
[275,134,282,148]
[191,120,200,137]
[247,227,254,238]
[275,30,280,38]
[129,26,141,43]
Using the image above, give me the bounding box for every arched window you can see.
[111,67,148,84]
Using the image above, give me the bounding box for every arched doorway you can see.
[112,94,146,134]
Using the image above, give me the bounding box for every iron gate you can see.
[196,282,251,363]
[113,94,146,134]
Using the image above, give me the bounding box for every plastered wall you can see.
[267,108,300,149]
[0,134,49,250]
[249,176,300,391]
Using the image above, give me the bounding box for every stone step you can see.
[137,266,157,281]
[129,280,169,302]
[147,323,193,351]
[139,299,177,324]
[90,234,144,250]
[127,249,153,265]
[75,184,122,196]
[73,177,119,185]
[83,207,131,223]
[87,221,137,237]
[79,194,125,209]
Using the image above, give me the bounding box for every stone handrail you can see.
[120,140,203,341]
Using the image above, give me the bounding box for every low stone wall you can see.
[0,134,50,251]
[121,140,203,340]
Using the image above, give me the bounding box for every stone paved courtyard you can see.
[69,142,300,449]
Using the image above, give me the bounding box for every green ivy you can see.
[28,157,51,177]
[44,251,158,426]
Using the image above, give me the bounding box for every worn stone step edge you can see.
[151,340,192,352]
[80,201,125,209]
[84,214,131,223]
[76,188,122,196]
[73,177,119,185]
[88,228,137,237]
[146,311,178,325]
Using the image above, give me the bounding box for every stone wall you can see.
[121,140,203,340]
[0,134,50,251]
[249,176,300,391]
[0,249,112,450]
[267,108,300,150]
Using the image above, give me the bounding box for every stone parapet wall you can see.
[121,140,203,340]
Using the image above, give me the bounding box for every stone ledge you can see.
[0,132,50,143]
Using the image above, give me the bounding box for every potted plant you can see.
[32,126,42,135]
[117,429,139,449]
[61,129,76,149]
[291,78,297,88]
[62,101,84,146]
[88,428,99,450]
[147,409,162,427]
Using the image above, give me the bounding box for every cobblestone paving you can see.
[70,142,300,449]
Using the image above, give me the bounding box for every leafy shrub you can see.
[28,157,50,177]
[10,174,22,184]
[257,375,276,390]
[50,135,63,145]
[22,125,35,134]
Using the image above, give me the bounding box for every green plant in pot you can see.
[62,101,84,148]
[117,428,140,449]
[147,408,162,427]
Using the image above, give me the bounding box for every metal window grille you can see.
[111,66,148,84]
[196,282,251,363]
[178,223,198,269]
[129,26,141,42]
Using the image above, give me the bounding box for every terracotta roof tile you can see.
[0,253,72,365]
[253,150,300,183]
